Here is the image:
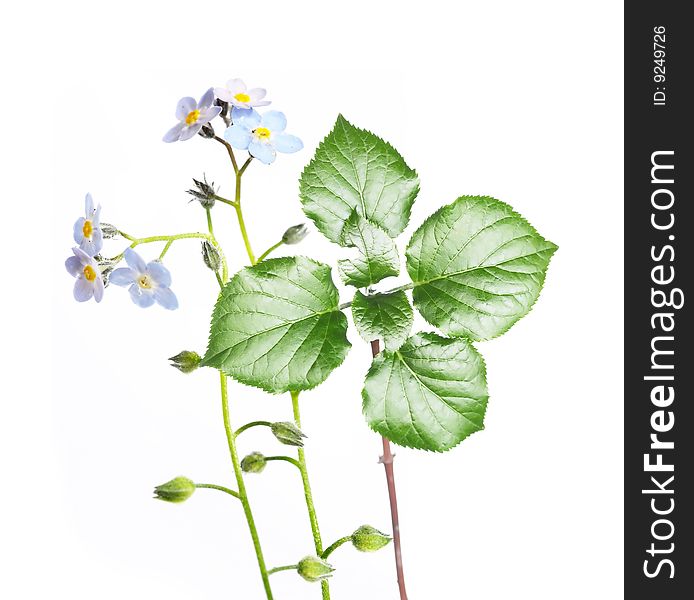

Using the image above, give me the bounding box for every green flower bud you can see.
[153,476,196,503]
[201,241,221,272]
[99,222,120,239]
[186,175,217,209]
[351,525,392,552]
[168,350,201,374]
[199,122,215,139]
[297,555,334,582]
[270,421,307,447]
[241,452,267,474]
[282,223,309,245]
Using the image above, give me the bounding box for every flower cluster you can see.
[163,78,303,165]
[65,195,177,309]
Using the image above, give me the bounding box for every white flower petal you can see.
[176,97,197,120]
[246,88,267,102]
[85,193,94,217]
[214,87,233,103]
[227,78,246,94]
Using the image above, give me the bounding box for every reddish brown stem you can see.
[371,339,409,600]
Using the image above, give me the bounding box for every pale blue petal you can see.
[176,97,197,120]
[274,133,303,154]
[74,278,94,302]
[129,284,155,308]
[163,122,185,143]
[179,123,202,141]
[73,217,86,244]
[224,125,252,150]
[214,87,233,103]
[93,276,105,303]
[124,248,146,273]
[92,204,101,226]
[248,140,276,164]
[154,287,178,310]
[261,111,286,132]
[198,88,215,110]
[109,267,135,286]
[65,255,82,277]
[79,237,100,257]
[91,228,103,254]
[231,107,261,129]
[199,105,222,125]
[147,261,172,287]
[85,193,94,217]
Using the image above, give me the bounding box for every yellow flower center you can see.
[138,274,153,289]
[234,92,251,103]
[82,219,93,239]
[185,109,201,125]
[83,264,97,282]
[255,127,271,140]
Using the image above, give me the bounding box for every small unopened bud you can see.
[186,175,217,209]
[297,556,334,582]
[271,421,306,447]
[216,99,230,126]
[201,241,221,272]
[199,122,215,139]
[282,223,309,245]
[241,452,267,474]
[154,476,196,503]
[99,222,120,239]
[351,525,392,552]
[169,350,201,374]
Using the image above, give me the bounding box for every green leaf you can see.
[201,257,351,393]
[406,195,557,341]
[300,115,419,244]
[362,332,488,452]
[337,211,400,287]
[351,290,413,351]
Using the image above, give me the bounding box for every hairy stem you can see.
[371,339,409,600]
[291,391,330,600]
[195,483,240,500]
[321,536,351,559]
[268,564,298,576]
[266,455,301,470]
[220,373,274,600]
[257,240,284,263]
[235,420,273,437]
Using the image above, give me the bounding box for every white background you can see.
[3,1,623,598]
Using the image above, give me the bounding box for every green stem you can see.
[235,420,272,437]
[220,373,274,600]
[257,240,284,263]
[234,172,256,265]
[206,208,215,236]
[158,239,174,260]
[116,231,228,282]
[268,564,298,576]
[321,536,351,559]
[195,483,240,500]
[266,455,301,470]
[291,391,330,600]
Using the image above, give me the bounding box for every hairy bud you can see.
[201,241,221,272]
[297,556,334,582]
[186,175,217,209]
[168,350,201,374]
[241,452,267,474]
[99,222,119,239]
[282,223,309,245]
[271,421,306,447]
[199,122,215,139]
[351,525,392,552]
[153,476,196,503]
